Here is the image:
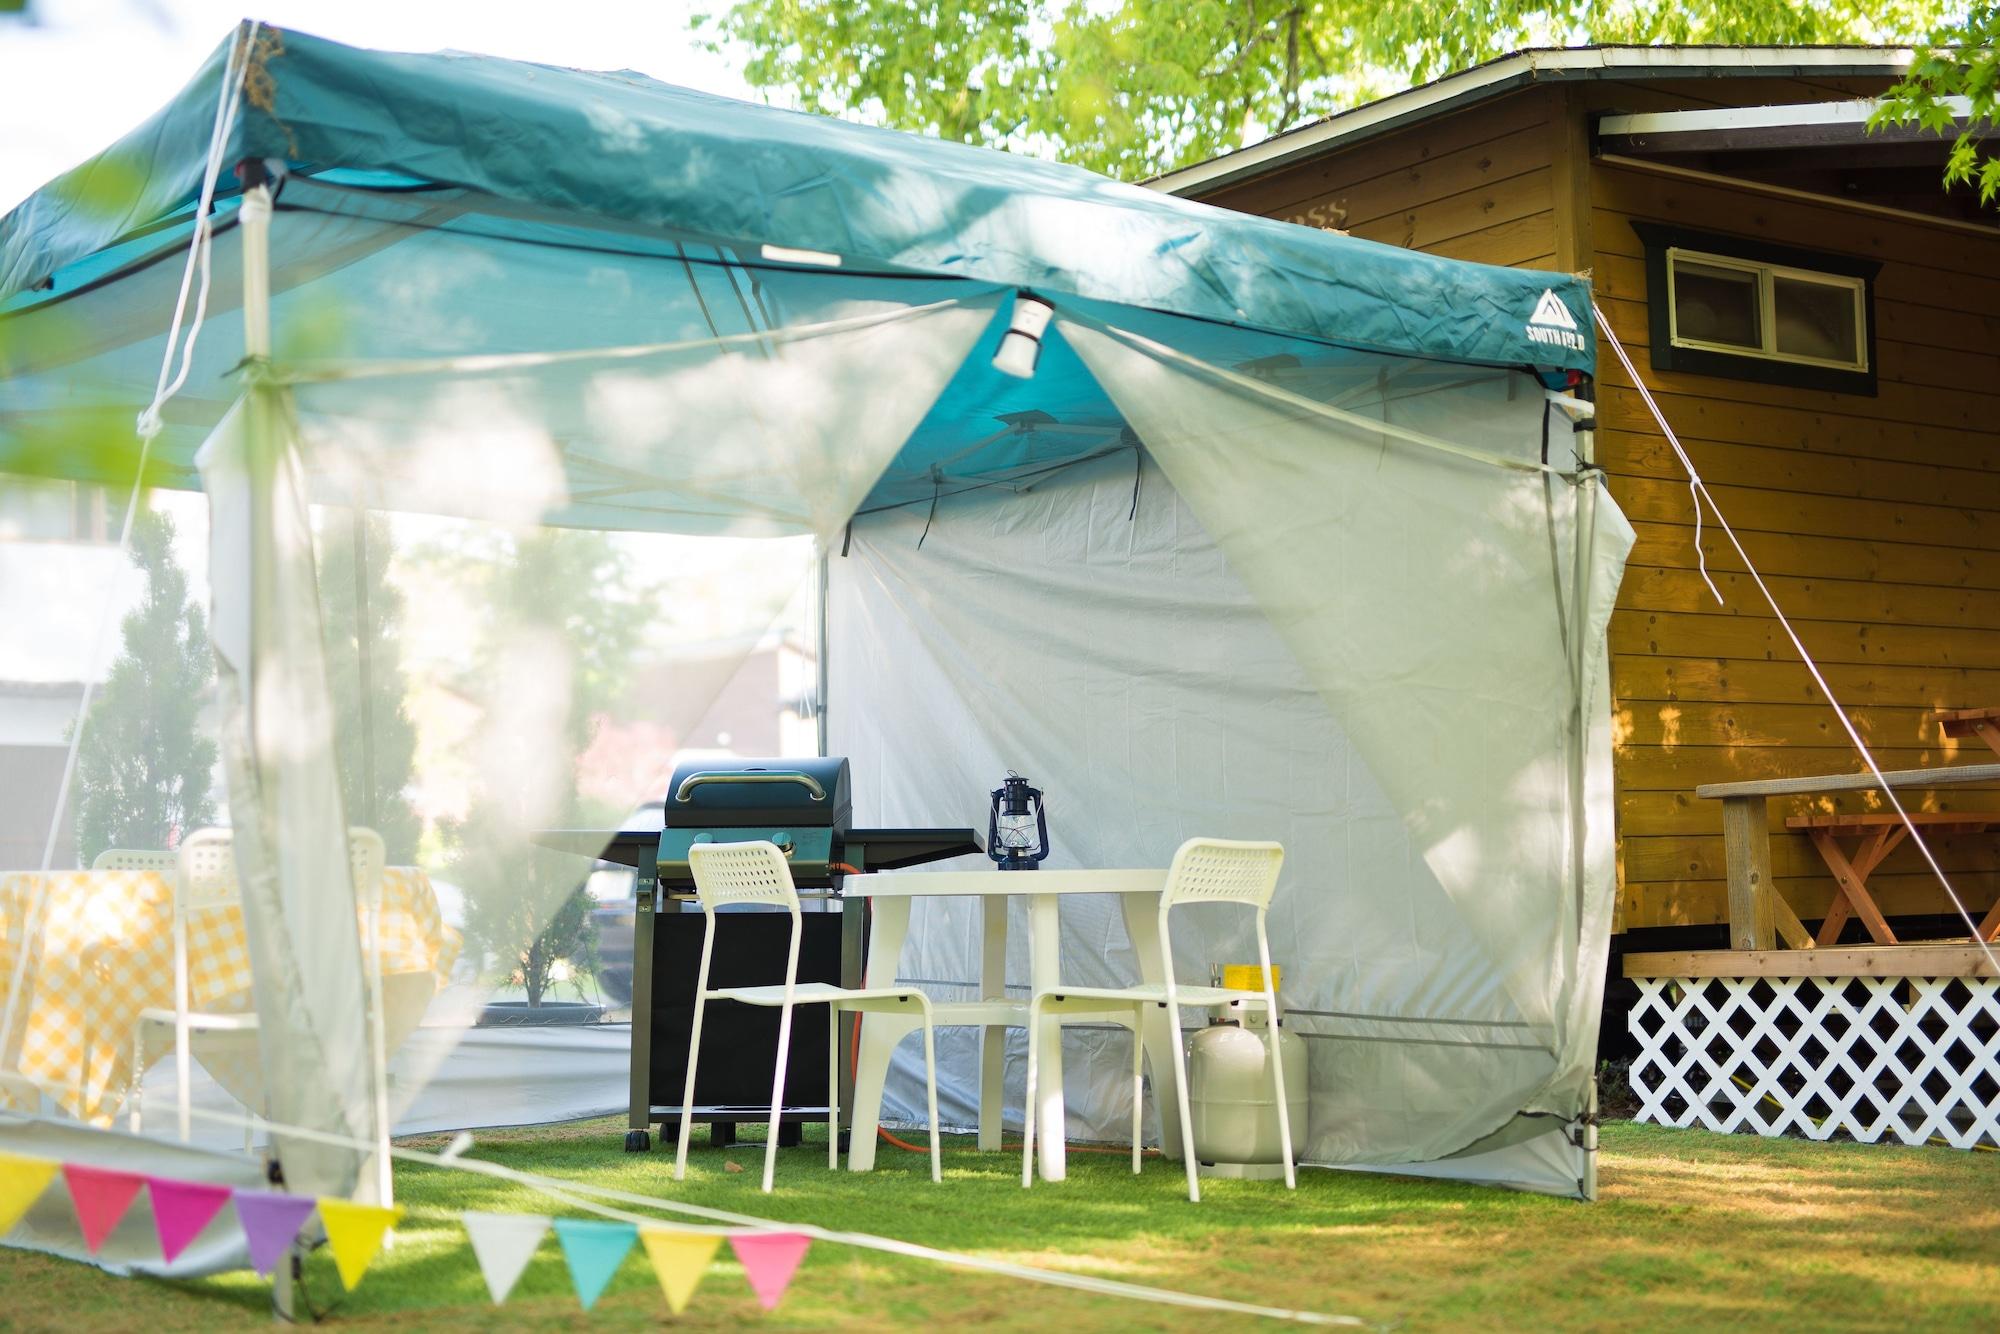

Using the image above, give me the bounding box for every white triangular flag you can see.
[464,1211,551,1304]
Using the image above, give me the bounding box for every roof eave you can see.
[1146,45,1919,198]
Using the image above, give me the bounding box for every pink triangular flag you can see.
[730,1232,811,1311]
[62,1165,145,1254]
[147,1178,233,1263]
[232,1190,318,1277]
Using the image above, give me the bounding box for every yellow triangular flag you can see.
[640,1227,722,1314]
[317,1198,404,1291]
[0,1151,58,1235]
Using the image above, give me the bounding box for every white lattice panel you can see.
[1630,975,2000,1150]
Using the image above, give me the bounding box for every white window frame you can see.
[1664,246,1869,374]
[0,478,107,543]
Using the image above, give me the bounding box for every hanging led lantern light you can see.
[987,772,1049,871]
[992,293,1054,379]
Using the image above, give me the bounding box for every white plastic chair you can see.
[673,840,942,1192]
[129,828,389,1165]
[129,829,256,1144]
[92,848,180,874]
[1020,837,1295,1202]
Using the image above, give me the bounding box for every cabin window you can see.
[0,480,108,542]
[1632,223,1879,396]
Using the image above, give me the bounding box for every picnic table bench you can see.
[1695,761,2000,951]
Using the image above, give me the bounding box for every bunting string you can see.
[1,1089,1365,1326]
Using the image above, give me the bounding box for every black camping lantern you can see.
[988,772,1050,871]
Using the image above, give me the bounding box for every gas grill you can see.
[540,756,980,1153]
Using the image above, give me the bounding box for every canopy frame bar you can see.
[264,296,983,385]
[1064,309,1584,482]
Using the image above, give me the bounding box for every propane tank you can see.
[1185,999,1307,1179]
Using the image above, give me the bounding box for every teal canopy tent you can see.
[2,23,1592,511]
[0,21,1629,1267]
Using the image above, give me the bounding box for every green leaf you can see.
[702,0,1962,179]
[1875,3,2000,213]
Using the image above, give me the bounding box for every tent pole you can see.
[1567,422,1600,1202]
[1570,427,1596,932]
[815,543,830,758]
[351,508,377,829]
[240,171,275,758]
[237,170,304,1320]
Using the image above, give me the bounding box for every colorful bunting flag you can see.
[731,1232,811,1311]
[640,1228,722,1315]
[318,1198,404,1291]
[552,1218,638,1311]
[464,1211,551,1305]
[147,1178,233,1263]
[0,1152,58,1235]
[231,1190,318,1277]
[62,1165,145,1254]
[8,1145,834,1320]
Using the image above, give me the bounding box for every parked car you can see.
[586,800,663,1008]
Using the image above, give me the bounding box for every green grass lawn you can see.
[3,1119,1997,1331]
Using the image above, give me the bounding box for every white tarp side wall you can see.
[1341,1118,1589,1197]
[1059,319,1632,1131]
[137,1025,630,1152]
[830,450,1589,1175]
[197,392,373,1201]
[0,1115,265,1276]
[1550,478,1632,1118]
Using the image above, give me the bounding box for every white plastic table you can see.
[841,868,1179,1182]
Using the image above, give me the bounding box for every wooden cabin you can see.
[1151,47,2000,995]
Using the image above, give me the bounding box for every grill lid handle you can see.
[673,770,827,803]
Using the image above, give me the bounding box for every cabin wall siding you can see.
[1190,81,2000,936]
[1590,159,2000,934]
[1200,89,1561,270]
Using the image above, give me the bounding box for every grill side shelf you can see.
[845,828,984,871]
[530,829,656,868]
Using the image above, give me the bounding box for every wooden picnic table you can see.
[1939,706,2000,758]
[1785,811,2000,948]
[1695,762,2000,951]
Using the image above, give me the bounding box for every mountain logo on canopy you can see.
[1525,289,1584,352]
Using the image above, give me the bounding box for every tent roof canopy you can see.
[1,22,1593,376]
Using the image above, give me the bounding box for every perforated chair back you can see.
[687,841,801,911]
[174,828,240,913]
[1157,838,1287,1010]
[92,848,178,874]
[347,827,386,906]
[1160,838,1284,910]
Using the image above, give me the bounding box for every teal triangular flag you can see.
[552,1218,638,1311]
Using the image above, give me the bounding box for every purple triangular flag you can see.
[146,1178,233,1263]
[232,1190,318,1276]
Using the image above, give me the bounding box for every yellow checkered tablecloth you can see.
[0,867,458,1126]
